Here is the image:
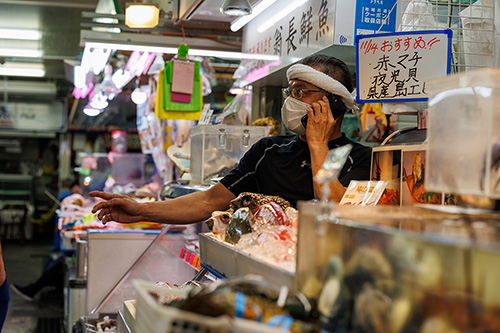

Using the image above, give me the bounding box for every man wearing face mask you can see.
[90,55,371,226]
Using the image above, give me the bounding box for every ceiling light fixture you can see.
[90,85,109,109]
[83,105,102,117]
[81,45,111,75]
[125,2,160,28]
[73,82,94,99]
[131,79,147,105]
[84,42,279,61]
[220,0,252,16]
[0,48,42,58]
[74,65,86,88]
[126,51,156,76]
[147,53,164,75]
[100,65,120,100]
[0,29,41,40]
[230,0,278,32]
[111,68,133,90]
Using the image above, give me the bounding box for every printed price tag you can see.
[340,180,388,206]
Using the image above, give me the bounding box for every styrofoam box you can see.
[189,125,266,185]
[426,69,500,198]
[133,279,286,333]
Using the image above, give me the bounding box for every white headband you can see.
[286,63,357,111]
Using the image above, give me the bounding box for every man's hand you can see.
[305,95,336,147]
[90,191,144,224]
[306,96,346,202]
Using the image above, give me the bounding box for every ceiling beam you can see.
[80,30,241,52]
[80,12,240,38]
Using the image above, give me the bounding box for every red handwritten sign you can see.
[356,30,452,102]
[359,35,442,55]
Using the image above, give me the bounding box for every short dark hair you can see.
[298,54,353,93]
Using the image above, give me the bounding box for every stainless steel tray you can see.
[199,233,295,288]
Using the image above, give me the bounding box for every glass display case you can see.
[71,226,210,332]
[296,202,500,332]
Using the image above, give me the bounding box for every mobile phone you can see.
[301,94,347,128]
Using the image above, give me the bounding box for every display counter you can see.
[69,198,500,332]
[67,226,203,332]
[297,202,500,332]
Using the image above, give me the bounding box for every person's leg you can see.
[0,241,8,330]
[0,277,10,330]
[11,255,64,300]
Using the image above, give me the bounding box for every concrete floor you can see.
[2,242,64,333]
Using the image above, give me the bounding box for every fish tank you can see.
[296,202,500,332]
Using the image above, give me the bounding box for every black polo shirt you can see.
[220,134,372,207]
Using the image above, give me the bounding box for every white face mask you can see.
[281,97,311,136]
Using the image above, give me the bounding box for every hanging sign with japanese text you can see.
[242,0,337,83]
[356,29,452,103]
[355,0,398,36]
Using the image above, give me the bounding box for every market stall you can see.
[63,0,500,332]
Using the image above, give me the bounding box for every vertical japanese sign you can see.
[356,30,452,103]
[242,0,336,83]
[355,0,398,36]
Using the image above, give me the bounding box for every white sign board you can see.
[241,0,337,83]
[0,102,66,131]
[356,29,452,103]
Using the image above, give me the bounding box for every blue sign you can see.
[355,0,398,35]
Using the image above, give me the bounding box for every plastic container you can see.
[189,125,266,185]
[133,279,285,333]
[425,69,500,198]
[110,152,146,186]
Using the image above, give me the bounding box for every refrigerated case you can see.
[296,202,500,332]
[66,227,202,331]
[70,225,211,332]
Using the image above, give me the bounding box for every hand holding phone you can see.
[301,93,347,128]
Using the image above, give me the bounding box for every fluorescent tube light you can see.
[0,67,45,77]
[84,42,279,61]
[230,0,278,32]
[257,0,308,33]
[0,29,41,40]
[0,48,42,58]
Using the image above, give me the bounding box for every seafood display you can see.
[297,203,500,333]
[205,192,298,271]
[229,192,291,213]
[225,207,252,244]
[153,276,317,332]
